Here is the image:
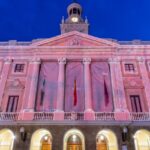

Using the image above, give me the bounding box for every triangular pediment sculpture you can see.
[31,31,119,47]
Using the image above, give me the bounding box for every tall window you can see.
[130,95,142,112]
[6,96,19,112]
[14,64,25,72]
[125,64,135,72]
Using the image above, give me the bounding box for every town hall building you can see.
[0,1,149,150]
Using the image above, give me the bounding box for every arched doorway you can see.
[41,134,52,150]
[0,129,15,150]
[30,129,52,150]
[134,129,150,150]
[96,129,118,150]
[63,129,85,150]
[96,135,108,150]
[67,134,82,150]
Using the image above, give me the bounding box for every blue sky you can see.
[0,0,150,41]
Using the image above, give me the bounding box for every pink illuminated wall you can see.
[35,61,113,112]
[0,32,150,116]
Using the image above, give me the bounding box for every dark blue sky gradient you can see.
[0,0,150,41]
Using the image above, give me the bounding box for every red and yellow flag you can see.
[73,79,77,106]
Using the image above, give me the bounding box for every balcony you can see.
[130,112,150,121]
[0,112,19,121]
[95,112,115,121]
[0,112,149,122]
[34,112,54,120]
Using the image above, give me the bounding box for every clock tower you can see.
[60,1,89,34]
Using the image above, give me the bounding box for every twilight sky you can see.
[0,0,150,41]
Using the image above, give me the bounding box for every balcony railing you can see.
[130,112,150,121]
[64,112,84,120]
[0,112,19,121]
[34,112,54,120]
[0,112,150,122]
[95,112,115,120]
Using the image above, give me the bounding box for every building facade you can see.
[0,2,150,150]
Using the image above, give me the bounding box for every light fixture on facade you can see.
[20,127,27,142]
[100,135,105,141]
[122,127,128,142]
[44,135,48,141]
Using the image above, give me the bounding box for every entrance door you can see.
[67,135,82,150]
[67,144,82,150]
[97,141,107,150]
[41,141,51,150]
[41,135,51,150]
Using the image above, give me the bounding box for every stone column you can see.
[54,58,66,120]
[20,58,41,121]
[0,59,12,111]
[137,57,150,112]
[23,58,41,112]
[83,58,95,120]
[109,58,129,120]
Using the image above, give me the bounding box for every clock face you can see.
[71,17,79,23]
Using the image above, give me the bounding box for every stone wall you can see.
[1,124,149,150]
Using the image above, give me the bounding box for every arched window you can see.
[73,8,77,14]
[30,129,52,150]
[78,9,81,15]
[96,135,107,150]
[134,129,150,150]
[0,129,15,150]
[63,129,85,150]
[96,130,118,150]
[70,9,73,15]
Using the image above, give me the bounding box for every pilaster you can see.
[0,58,12,110]
[83,58,95,120]
[109,57,129,120]
[22,58,41,114]
[54,58,66,120]
[137,57,150,112]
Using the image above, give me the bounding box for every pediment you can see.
[31,31,119,47]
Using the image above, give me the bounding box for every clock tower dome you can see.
[60,1,89,34]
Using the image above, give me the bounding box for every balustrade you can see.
[95,112,115,121]
[0,112,149,122]
[34,112,54,120]
[0,112,19,121]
